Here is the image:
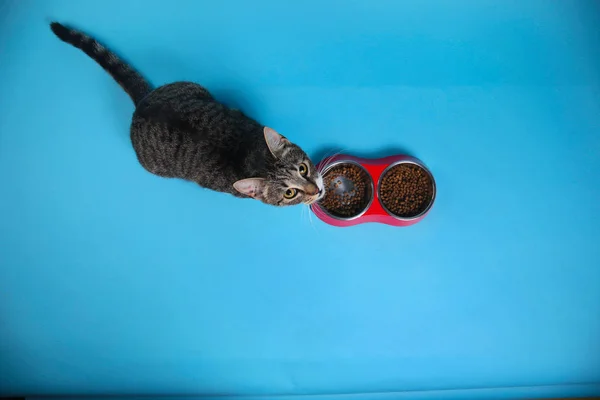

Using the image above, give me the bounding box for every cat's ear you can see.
[264,127,289,159]
[233,178,266,199]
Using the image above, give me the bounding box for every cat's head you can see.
[234,127,324,207]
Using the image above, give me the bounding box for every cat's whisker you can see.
[307,204,319,235]
[317,149,338,173]
[318,148,348,174]
[304,205,312,227]
[316,148,336,165]
[319,153,338,173]
[319,148,340,166]
[305,205,310,226]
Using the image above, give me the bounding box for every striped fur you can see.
[50,22,151,105]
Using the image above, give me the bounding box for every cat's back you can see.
[129,81,263,184]
[133,81,218,130]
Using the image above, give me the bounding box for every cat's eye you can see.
[284,188,297,199]
[299,163,308,177]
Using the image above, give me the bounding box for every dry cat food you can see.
[319,163,372,218]
[379,163,434,218]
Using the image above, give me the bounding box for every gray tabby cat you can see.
[50,22,324,206]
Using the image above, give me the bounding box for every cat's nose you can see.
[306,183,319,196]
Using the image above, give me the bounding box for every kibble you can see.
[319,163,372,218]
[379,163,433,218]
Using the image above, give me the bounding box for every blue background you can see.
[1,0,600,398]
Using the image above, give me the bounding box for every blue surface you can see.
[1,0,600,398]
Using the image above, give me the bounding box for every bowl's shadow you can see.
[312,145,414,164]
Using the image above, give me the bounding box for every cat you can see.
[50,22,324,207]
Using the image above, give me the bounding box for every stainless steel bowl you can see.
[318,160,374,221]
[377,160,436,221]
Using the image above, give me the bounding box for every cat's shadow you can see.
[104,46,411,164]
[140,47,262,115]
[105,46,264,143]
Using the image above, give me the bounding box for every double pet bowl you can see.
[311,155,436,227]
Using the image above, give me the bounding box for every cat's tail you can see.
[50,22,152,105]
